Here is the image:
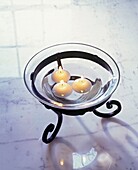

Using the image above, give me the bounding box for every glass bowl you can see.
[24,43,120,111]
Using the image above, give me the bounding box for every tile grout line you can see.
[10,0,22,77]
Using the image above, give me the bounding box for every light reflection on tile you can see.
[41,120,138,170]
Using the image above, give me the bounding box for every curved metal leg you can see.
[42,111,63,144]
[93,100,122,118]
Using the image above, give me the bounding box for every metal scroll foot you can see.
[42,111,63,144]
[93,100,122,118]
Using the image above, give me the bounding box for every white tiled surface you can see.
[0,11,15,46]
[0,0,138,170]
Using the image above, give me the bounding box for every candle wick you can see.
[61,82,65,86]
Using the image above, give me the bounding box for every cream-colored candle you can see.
[52,66,70,83]
[72,76,92,93]
[53,80,72,97]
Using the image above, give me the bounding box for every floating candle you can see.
[53,80,72,98]
[52,66,70,83]
[72,76,92,93]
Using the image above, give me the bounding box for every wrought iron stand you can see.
[24,43,122,144]
[41,99,121,144]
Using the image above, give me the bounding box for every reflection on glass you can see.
[72,148,97,169]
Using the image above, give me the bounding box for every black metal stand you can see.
[24,44,122,145]
[42,99,122,144]
[93,100,122,118]
[42,111,63,144]
[27,49,122,144]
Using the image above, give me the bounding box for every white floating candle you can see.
[72,76,92,93]
[52,66,70,83]
[53,80,72,98]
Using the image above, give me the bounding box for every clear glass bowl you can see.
[24,43,120,111]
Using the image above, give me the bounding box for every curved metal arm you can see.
[42,112,63,144]
[93,100,122,118]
